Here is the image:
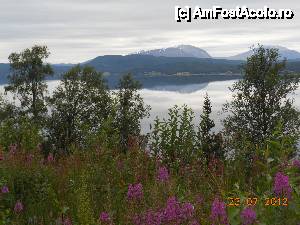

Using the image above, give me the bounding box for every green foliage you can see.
[73,171,97,225]
[0,115,42,153]
[150,105,198,167]
[86,114,120,151]
[0,159,60,224]
[223,45,300,156]
[47,65,112,154]
[198,93,225,160]
[5,45,53,124]
[198,93,215,138]
[0,95,16,122]
[150,100,224,168]
[114,74,150,152]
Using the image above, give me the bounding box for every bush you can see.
[150,105,199,168]
[0,115,42,153]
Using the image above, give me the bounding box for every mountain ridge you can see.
[132,45,211,59]
[228,45,300,60]
[0,45,300,86]
[131,44,300,61]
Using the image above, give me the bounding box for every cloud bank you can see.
[0,0,299,63]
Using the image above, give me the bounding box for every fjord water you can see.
[1,79,299,134]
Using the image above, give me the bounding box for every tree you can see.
[198,93,215,141]
[5,45,53,124]
[223,46,300,153]
[198,93,214,159]
[47,65,112,154]
[115,74,150,152]
[197,93,224,160]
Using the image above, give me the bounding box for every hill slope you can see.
[85,54,242,74]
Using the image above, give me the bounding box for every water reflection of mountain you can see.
[148,83,208,93]
[106,74,242,89]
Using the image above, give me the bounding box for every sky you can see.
[0,0,299,63]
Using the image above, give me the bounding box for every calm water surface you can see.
[1,80,299,134]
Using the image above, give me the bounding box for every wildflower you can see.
[56,216,72,225]
[180,202,194,220]
[210,198,228,225]
[14,200,24,213]
[99,212,111,223]
[62,217,72,225]
[293,159,300,169]
[189,220,200,225]
[133,196,198,225]
[9,144,17,155]
[240,207,256,225]
[127,183,143,201]
[0,153,3,161]
[163,196,194,222]
[47,153,54,163]
[273,172,292,198]
[156,166,169,182]
[1,185,9,194]
[209,157,224,176]
[163,196,181,222]
[26,154,33,164]
[133,210,163,225]
[195,194,204,205]
[116,160,124,171]
[133,197,195,225]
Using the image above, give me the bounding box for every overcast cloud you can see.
[0,0,299,63]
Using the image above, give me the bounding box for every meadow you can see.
[0,45,300,224]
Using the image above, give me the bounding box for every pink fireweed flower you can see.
[9,144,17,155]
[163,196,194,222]
[156,166,169,182]
[57,216,72,225]
[195,194,204,205]
[133,210,163,225]
[116,160,124,171]
[240,207,257,225]
[62,217,72,225]
[127,183,143,201]
[273,172,292,198]
[1,185,9,193]
[133,196,195,225]
[99,212,111,223]
[293,159,300,169]
[180,202,194,220]
[0,153,3,161]
[47,153,54,163]
[163,196,181,222]
[14,200,24,213]
[189,220,200,225]
[26,154,34,164]
[210,198,228,225]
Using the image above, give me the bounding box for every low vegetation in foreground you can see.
[0,45,300,224]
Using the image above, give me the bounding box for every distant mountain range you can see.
[134,45,211,59]
[0,45,299,87]
[133,44,300,60]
